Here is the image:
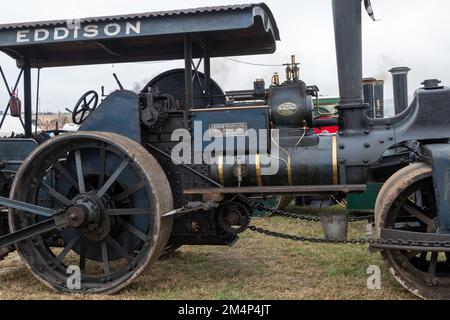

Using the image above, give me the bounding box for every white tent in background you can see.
[0,115,41,137]
[62,123,79,132]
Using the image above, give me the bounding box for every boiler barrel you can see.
[210,136,338,187]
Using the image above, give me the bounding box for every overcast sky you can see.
[0,0,449,113]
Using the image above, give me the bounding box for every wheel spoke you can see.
[120,219,148,242]
[74,150,86,193]
[0,196,58,217]
[101,241,111,275]
[115,181,146,203]
[87,95,96,106]
[79,109,87,122]
[40,183,71,206]
[107,236,132,262]
[107,208,152,216]
[419,252,428,262]
[54,160,79,192]
[0,219,60,249]
[97,159,129,198]
[98,148,106,189]
[403,251,420,260]
[422,187,436,210]
[79,236,87,272]
[57,234,81,262]
[403,201,435,227]
[428,252,439,276]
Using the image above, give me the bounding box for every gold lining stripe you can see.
[332,135,338,185]
[218,156,225,186]
[255,154,263,187]
[287,154,293,186]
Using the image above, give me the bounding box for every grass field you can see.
[0,205,415,300]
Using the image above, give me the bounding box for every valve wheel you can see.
[72,91,99,125]
[376,163,450,299]
[8,132,173,294]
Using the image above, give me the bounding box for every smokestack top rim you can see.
[389,67,411,75]
[362,77,377,85]
[363,78,384,86]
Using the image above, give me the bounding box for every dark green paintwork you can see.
[347,183,382,212]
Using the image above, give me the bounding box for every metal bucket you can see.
[319,212,348,241]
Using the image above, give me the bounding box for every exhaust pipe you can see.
[389,67,410,115]
[332,0,368,132]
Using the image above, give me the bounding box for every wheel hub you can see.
[217,202,250,234]
[66,193,111,242]
[65,206,87,228]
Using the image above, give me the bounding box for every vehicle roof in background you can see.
[0,3,280,68]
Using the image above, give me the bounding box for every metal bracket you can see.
[370,228,450,252]
[0,65,25,132]
[162,201,216,218]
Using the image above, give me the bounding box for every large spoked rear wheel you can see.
[9,132,173,294]
[376,163,450,300]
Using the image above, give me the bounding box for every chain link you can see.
[247,226,374,245]
[237,195,450,249]
[246,196,372,224]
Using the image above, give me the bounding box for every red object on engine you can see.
[313,116,339,134]
[9,91,21,117]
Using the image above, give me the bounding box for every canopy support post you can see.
[203,44,211,107]
[23,58,32,137]
[184,35,194,110]
[35,68,41,136]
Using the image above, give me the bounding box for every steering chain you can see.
[235,195,450,249]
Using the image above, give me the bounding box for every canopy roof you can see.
[0,3,280,68]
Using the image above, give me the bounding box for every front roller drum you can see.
[9,132,173,294]
[375,163,450,300]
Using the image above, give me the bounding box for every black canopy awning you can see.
[0,3,280,68]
